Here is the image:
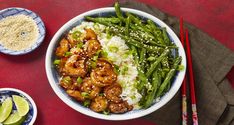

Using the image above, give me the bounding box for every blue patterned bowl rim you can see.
[45,7,186,120]
[0,7,46,55]
[0,88,37,125]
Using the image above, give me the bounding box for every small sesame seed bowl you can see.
[0,88,37,125]
[0,7,46,55]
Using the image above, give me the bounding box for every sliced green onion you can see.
[109,46,119,52]
[156,30,162,36]
[100,50,108,57]
[77,42,83,48]
[121,65,128,75]
[99,93,104,96]
[62,76,71,84]
[83,100,91,107]
[77,77,83,84]
[91,61,97,69]
[64,52,72,57]
[95,50,102,56]
[53,59,61,65]
[123,53,129,59]
[113,64,120,74]
[92,55,98,61]
[123,50,133,59]
[103,110,110,115]
[147,88,153,93]
[72,31,81,40]
[130,95,136,100]
[81,92,89,98]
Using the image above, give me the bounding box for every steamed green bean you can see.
[146,49,170,77]
[156,56,182,97]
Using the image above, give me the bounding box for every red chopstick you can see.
[180,17,187,125]
[185,29,199,125]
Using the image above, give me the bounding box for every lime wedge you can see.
[12,95,29,117]
[0,98,13,122]
[3,111,26,125]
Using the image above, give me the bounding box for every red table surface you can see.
[0,0,233,125]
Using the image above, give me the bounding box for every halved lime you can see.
[0,98,13,122]
[3,111,26,125]
[12,95,29,117]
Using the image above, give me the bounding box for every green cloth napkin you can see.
[120,1,234,125]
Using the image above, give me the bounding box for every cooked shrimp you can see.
[70,47,86,57]
[83,28,101,57]
[96,58,113,69]
[104,83,122,103]
[108,101,133,113]
[90,96,108,112]
[85,28,97,40]
[85,39,101,57]
[67,33,86,48]
[80,77,101,99]
[66,89,85,101]
[63,55,87,77]
[60,76,80,90]
[90,59,117,87]
[66,33,78,48]
[55,38,69,57]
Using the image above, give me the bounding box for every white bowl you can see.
[45,7,186,120]
[0,88,37,125]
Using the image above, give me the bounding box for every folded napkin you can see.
[119,1,234,125]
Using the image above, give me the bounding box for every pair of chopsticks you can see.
[180,17,198,125]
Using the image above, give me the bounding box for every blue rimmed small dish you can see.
[0,88,37,125]
[0,7,46,55]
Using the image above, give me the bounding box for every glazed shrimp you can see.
[108,101,133,114]
[84,28,101,57]
[104,83,122,103]
[55,38,69,57]
[67,32,86,48]
[85,39,101,57]
[85,28,97,40]
[90,59,117,87]
[70,47,86,57]
[66,89,85,101]
[90,96,108,112]
[60,76,80,90]
[63,55,87,77]
[66,33,77,48]
[96,58,113,69]
[80,77,101,99]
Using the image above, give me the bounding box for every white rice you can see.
[71,22,142,108]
